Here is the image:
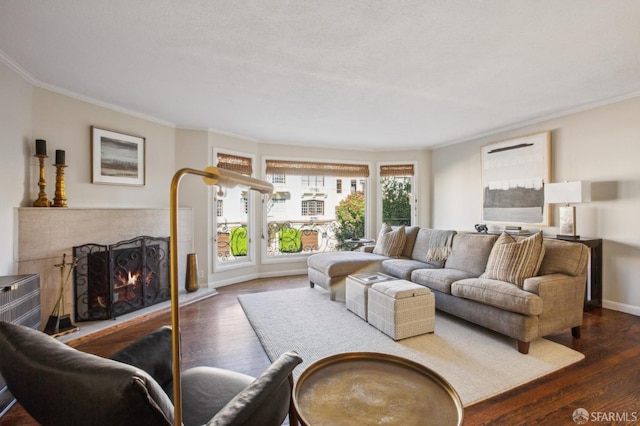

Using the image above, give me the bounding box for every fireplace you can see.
[73,236,170,321]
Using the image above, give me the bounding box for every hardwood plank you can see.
[2,275,639,425]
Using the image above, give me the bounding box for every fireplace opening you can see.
[73,236,170,321]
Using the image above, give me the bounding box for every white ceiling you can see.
[1,1,640,150]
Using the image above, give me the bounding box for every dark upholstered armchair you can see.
[0,322,302,426]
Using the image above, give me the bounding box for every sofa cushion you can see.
[373,224,406,257]
[410,228,455,268]
[481,232,545,286]
[307,252,388,277]
[382,259,438,280]
[411,268,477,294]
[538,238,589,277]
[451,278,543,316]
[444,233,498,276]
[400,226,420,258]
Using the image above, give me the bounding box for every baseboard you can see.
[258,268,308,279]
[206,272,260,288]
[207,268,308,288]
[602,299,640,316]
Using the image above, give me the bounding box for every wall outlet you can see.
[198,269,204,278]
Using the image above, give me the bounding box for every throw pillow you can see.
[481,231,545,286]
[373,224,406,257]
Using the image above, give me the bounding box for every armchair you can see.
[0,322,301,426]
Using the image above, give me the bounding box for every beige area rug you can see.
[238,287,584,407]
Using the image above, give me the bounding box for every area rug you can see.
[238,287,584,407]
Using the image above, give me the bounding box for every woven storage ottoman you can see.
[345,273,395,321]
[368,280,435,340]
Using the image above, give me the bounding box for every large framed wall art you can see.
[481,131,551,225]
[91,127,146,186]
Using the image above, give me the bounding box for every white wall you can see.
[31,88,176,208]
[0,61,32,275]
[432,96,640,315]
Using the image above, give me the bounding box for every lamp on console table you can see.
[544,181,591,240]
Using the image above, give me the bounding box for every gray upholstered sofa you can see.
[307,226,589,353]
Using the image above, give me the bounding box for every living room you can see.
[1,2,639,425]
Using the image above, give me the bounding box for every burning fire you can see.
[114,270,140,289]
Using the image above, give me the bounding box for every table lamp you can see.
[544,181,591,239]
[170,166,273,426]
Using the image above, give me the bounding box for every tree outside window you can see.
[379,162,415,227]
[335,191,365,250]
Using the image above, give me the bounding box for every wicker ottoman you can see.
[345,273,395,321]
[367,280,435,340]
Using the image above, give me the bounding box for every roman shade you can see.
[379,164,414,176]
[266,159,369,177]
[217,153,253,176]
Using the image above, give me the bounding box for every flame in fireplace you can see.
[114,270,140,289]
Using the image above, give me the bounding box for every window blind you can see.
[265,159,369,177]
[217,153,253,176]
[379,164,414,177]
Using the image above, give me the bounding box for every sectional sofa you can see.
[307,226,589,353]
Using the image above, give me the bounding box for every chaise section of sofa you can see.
[307,251,388,301]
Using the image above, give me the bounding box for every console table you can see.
[556,237,603,311]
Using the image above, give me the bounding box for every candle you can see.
[35,139,46,156]
[55,149,65,165]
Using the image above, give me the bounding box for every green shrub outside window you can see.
[230,227,248,256]
[279,228,302,253]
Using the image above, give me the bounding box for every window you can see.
[302,200,324,216]
[270,174,286,184]
[214,152,254,266]
[380,163,415,226]
[350,179,357,193]
[301,175,325,187]
[265,159,369,256]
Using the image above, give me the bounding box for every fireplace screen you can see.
[73,236,170,321]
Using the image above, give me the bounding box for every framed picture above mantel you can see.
[481,131,551,226]
[91,126,145,186]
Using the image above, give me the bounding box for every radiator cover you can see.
[0,274,41,418]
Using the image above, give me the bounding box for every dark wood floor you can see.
[2,275,639,425]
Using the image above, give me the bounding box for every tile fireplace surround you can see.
[17,208,194,331]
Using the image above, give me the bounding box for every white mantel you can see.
[16,207,193,329]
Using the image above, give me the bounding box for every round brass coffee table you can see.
[293,352,463,426]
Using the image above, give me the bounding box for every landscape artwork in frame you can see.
[91,127,145,186]
[481,131,550,225]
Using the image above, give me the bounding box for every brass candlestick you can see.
[33,155,51,207]
[52,163,68,207]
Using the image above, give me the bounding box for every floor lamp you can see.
[170,166,273,426]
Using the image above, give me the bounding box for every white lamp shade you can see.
[545,181,591,204]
